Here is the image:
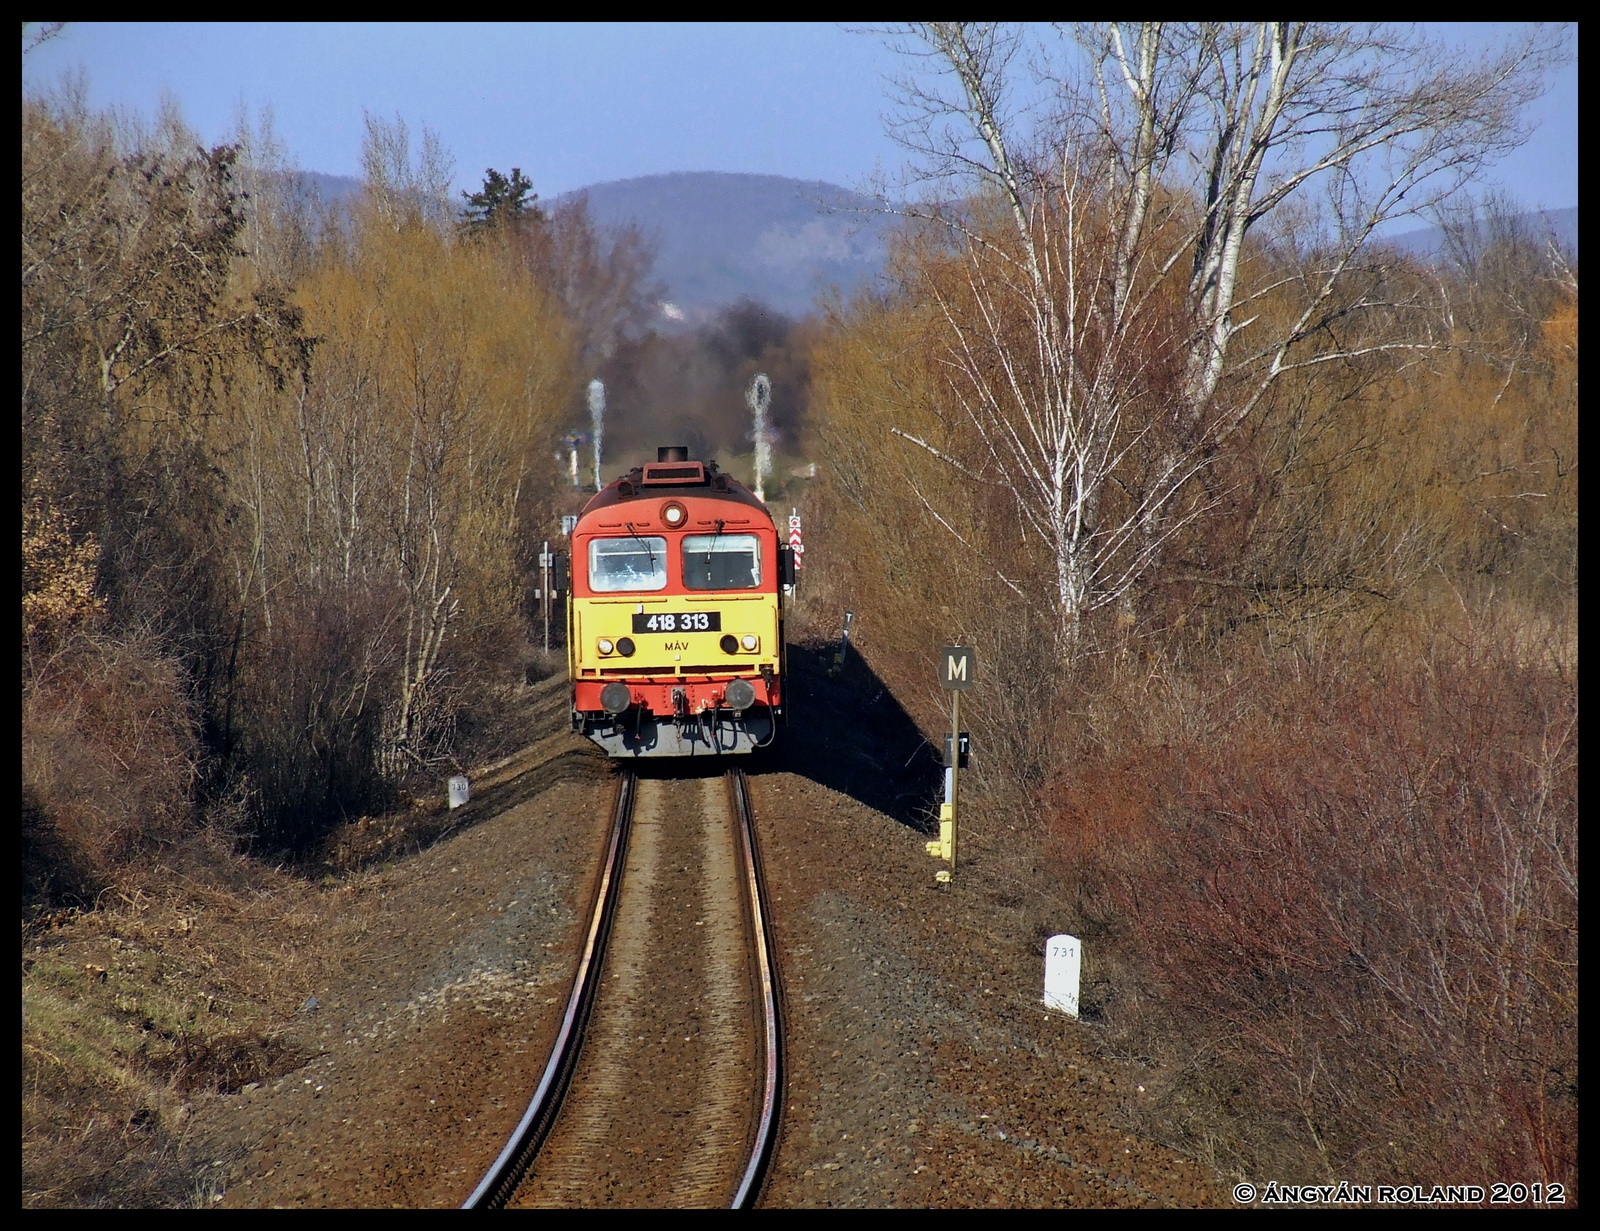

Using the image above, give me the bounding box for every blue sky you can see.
[22,22,1578,212]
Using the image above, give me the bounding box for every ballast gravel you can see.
[203,760,616,1209]
[195,746,1220,1207]
[747,769,1222,1208]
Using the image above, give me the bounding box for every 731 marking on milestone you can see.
[939,645,975,691]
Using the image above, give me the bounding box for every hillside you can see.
[1380,204,1578,262]
[298,168,1577,320]
[560,172,893,321]
[290,170,893,321]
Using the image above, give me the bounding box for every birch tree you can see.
[885,22,1563,655]
[248,215,572,774]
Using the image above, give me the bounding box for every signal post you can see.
[928,645,973,883]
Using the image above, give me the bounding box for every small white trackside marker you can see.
[1044,934,1081,1017]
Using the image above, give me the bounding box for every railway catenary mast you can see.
[566,446,793,757]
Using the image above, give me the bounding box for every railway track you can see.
[463,768,782,1209]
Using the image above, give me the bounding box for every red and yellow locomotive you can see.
[567,447,791,757]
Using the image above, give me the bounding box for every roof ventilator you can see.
[641,445,706,487]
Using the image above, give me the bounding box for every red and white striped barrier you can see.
[788,510,803,570]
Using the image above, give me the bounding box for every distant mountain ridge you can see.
[1379,205,1578,262]
[288,169,1576,319]
[556,172,893,321]
[300,171,363,207]
[291,170,893,320]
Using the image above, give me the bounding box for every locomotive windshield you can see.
[588,535,668,591]
[682,533,761,590]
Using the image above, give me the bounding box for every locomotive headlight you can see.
[720,634,739,654]
[597,637,614,655]
[600,681,632,714]
[616,637,635,657]
[741,634,758,652]
[661,501,687,527]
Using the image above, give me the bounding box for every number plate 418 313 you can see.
[632,610,720,633]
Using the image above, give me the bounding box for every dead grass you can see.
[21,827,357,1208]
[1045,629,1579,1190]
[20,665,587,1208]
[20,631,336,1204]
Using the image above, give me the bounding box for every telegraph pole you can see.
[539,540,552,652]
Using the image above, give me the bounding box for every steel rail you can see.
[461,771,637,1210]
[463,767,783,1209]
[729,767,785,1209]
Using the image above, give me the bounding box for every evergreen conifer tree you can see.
[460,167,538,234]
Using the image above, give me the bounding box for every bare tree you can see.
[885,22,1564,655]
[522,194,661,376]
[360,111,456,233]
[22,21,65,56]
[229,104,320,287]
[224,204,572,780]
[22,90,308,683]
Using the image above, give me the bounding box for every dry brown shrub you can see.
[1050,630,1578,1188]
[22,635,198,908]
[229,582,400,852]
[21,496,105,647]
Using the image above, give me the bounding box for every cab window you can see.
[682,533,761,590]
[588,536,668,592]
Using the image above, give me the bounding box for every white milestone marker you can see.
[1044,934,1081,1017]
[448,776,470,809]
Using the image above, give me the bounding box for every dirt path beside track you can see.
[150,761,1223,1209]
[747,770,1222,1208]
[30,657,1224,1208]
[205,753,614,1208]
